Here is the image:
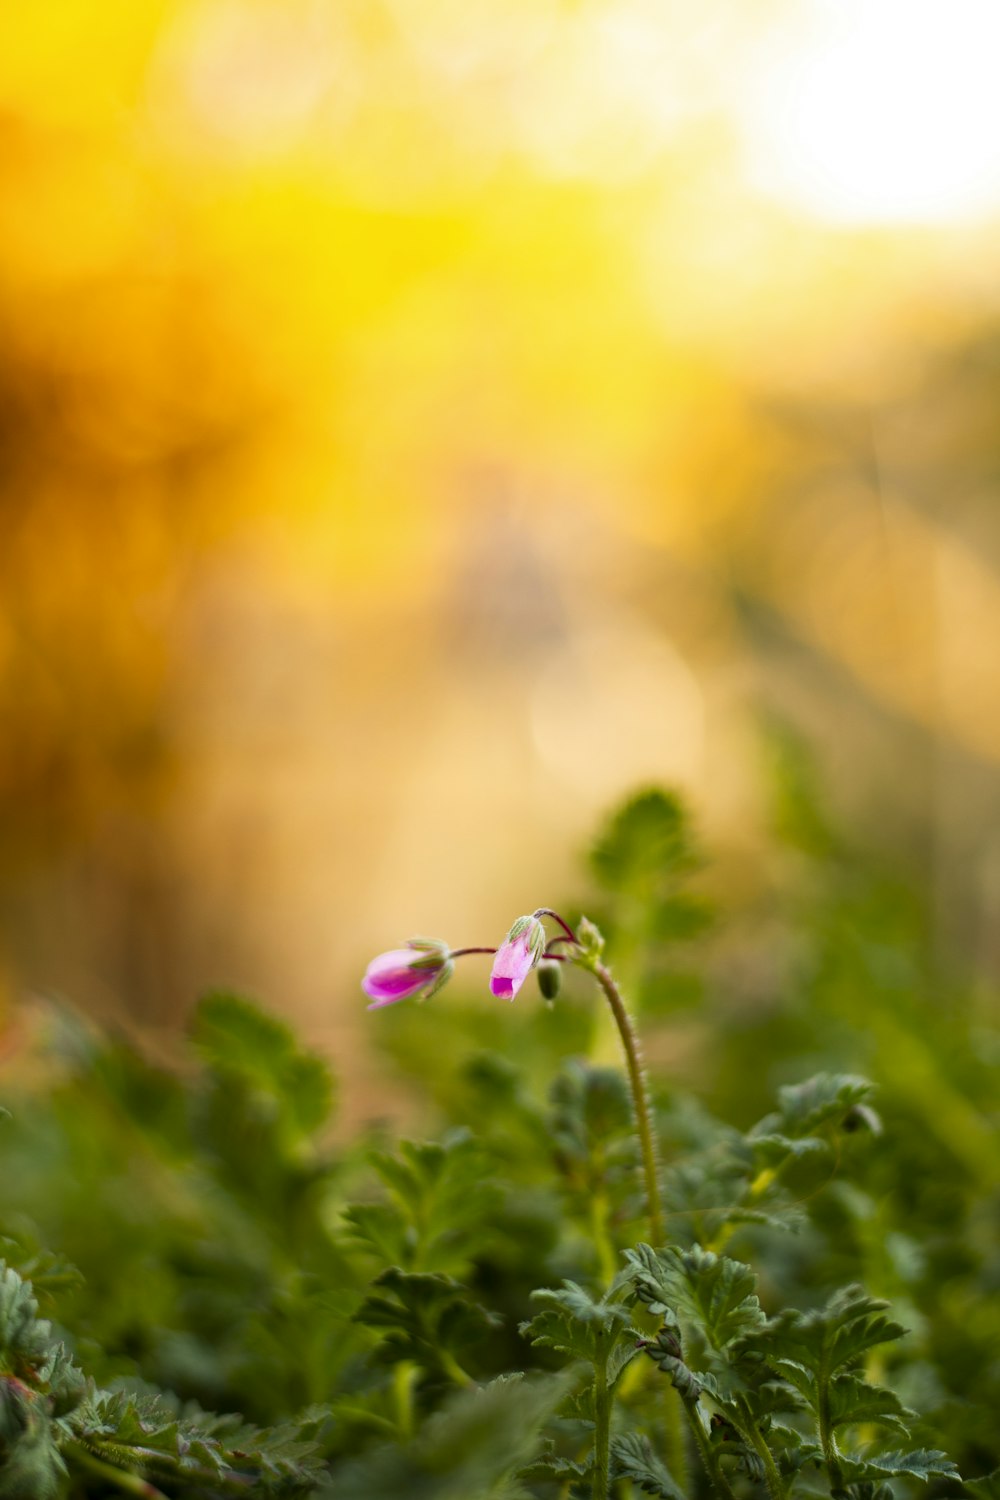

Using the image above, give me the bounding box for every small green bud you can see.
[536,961,561,1001]
[575,916,605,961]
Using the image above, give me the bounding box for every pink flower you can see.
[363,939,453,1010]
[489,915,545,1001]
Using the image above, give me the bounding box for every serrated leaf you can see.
[839,1449,961,1483]
[827,1375,914,1434]
[63,1385,326,1491]
[963,1470,1000,1500]
[522,1282,632,1371]
[360,1132,502,1275]
[753,1075,875,1143]
[354,1267,499,1379]
[627,1244,765,1351]
[193,990,335,1140]
[518,1449,592,1485]
[748,1132,831,1167]
[611,1431,686,1500]
[761,1286,908,1390]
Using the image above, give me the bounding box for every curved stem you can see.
[586,958,686,1484]
[533,908,579,944]
[590,962,663,1247]
[742,1421,786,1500]
[447,946,497,959]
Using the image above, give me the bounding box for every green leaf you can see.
[518,1448,591,1486]
[351,1132,501,1275]
[590,790,699,894]
[549,1061,633,1171]
[521,1281,634,1379]
[326,1371,573,1500]
[626,1244,765,1352]
[193,989,335,1140]
[63,1385,327,1491]
[0,1263,57,1374]
[638,1329,705,1400]
[761,1285,908,1388]
[611,1432,686,1500]
[0,1418,66,1500]
[963,1470,1000,1500]
[839,1449,961,1484]
[753,1074,877,1143]
[354,1268,499,1380]
[827,1375,914,1434]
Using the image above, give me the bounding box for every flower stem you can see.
[447,946,498,959]
[581,952,687,1485]
[533,908,579,944]
[589,962,663,1247]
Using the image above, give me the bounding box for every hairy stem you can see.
[744,1421,786,1500]
[584,957,687,1485]
[592,1341,611,1500]
[589,962,663,1247]
[817,1359,843,1490]
[681,1397,739,1500]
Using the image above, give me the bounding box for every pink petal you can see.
[363,948,440,1004]
[489,934,535,1002]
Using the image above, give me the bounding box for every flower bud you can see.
[575,916,605,961]
[363,939,453,1010]
[489,915,545,1001]
[536,960,562,1001]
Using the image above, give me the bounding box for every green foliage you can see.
[588,788,712,1015]
[628,1245,962,1498]
[345,1131,501,1274]
[325,1372,572,1500]
[354,1268,500,1382]
[521,1280,635,1377]
[0,772,989,1494]
[610,1431,686,1499]
[628,1242,765,1357]
[0,1260,325,1496]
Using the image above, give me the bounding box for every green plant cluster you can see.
[0,757,995,1497]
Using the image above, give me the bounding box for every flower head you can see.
[489,915,546,1001]
[363,938,453,1010]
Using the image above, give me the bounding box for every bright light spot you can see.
[741,0,1000,224]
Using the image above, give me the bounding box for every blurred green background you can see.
[2,0,1000,1126]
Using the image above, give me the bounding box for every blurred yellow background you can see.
[3,0,1000,1117]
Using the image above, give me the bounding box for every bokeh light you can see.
[2,0,1000,1120]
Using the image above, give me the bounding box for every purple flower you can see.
[363,939,453,1010]
[489,915,546,1001]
